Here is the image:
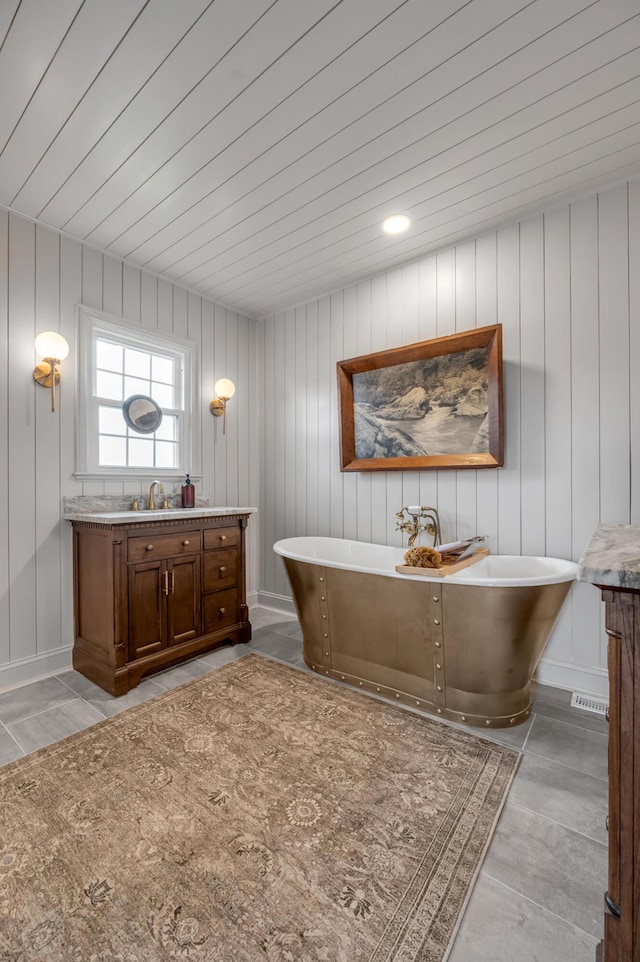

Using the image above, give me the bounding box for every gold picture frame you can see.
[337,324,503,472]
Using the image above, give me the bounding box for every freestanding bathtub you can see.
[273,537,577,728]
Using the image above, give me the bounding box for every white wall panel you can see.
[0,211,257,687]
[258,181,640,696]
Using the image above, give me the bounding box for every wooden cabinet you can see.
[596,586,640,961]
[71,512,251,695]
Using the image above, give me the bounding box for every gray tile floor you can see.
[0,606,606,961]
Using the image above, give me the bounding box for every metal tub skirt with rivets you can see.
[273,537,577,728]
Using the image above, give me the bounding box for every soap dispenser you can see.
[181,473,195,508]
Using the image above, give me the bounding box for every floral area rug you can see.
[0,654,518,961]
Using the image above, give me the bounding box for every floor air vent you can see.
[570,692,608,715]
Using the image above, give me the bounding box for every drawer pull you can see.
[183,540,190,546]
[146,544,154,551]
[606,815,609,832]
[162,570,169,596]
[220,535,227,541]
[219,607,226,616]
[219,566,227,574]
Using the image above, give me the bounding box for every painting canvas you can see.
[338,325,503,472]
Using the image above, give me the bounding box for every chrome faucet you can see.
[148,479,164,510]
[395,506,442,548]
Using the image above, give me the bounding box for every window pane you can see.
[96,339,123,373]
[125,348,150,379]
[128,437,154,467]
[97,370,123,401]
[155,415,177,441]
[152,355,174,384]
[99,435,126,466]
[155,440,178,468]
[124,376,150,398]
[150,381,173,408]
[99,405,126,435]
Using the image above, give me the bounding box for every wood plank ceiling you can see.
[2,0,640,318]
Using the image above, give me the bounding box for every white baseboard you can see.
[256,590,296,615]
[0,647,73,693]
[535,655,609,698]
[246,590,259,609]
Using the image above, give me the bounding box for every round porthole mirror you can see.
[122,395,163,434]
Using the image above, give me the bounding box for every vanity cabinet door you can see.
[167,554,201,647]
[128,560,166,659]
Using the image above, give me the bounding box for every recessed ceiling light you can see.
[382,214,411,235]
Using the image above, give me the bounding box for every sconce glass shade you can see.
[214,377,235,400]
[35,331,69,361]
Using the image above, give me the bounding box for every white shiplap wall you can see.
[258,180,640,697]
[0,211,258,690]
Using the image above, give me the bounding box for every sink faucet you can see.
[148,480,164,510]
[394,506,442,547]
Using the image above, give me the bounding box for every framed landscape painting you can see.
[337,325,503,472]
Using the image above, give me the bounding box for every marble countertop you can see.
[65,506,256,525]
[578,524,640,589]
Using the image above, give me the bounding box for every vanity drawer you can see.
[203,526,238,550]
[128,530,201,562]
[203,548,238,591]
[204,588,239,633]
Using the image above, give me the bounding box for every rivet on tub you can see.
[436,663,442,669]
[437,685,442,692]
[433,619,440,625]
[325,652,329,657]
[435,641,441,648]
[485,720,491,726]
[321,595,326,601]
[341,675,345,680]
[323,633,328,638]
[437,708,442,714]
[359,682,363,686]
[416,701,420,706]
[319,577,324,582]
[510,718,515,724]
[395,693,400,698]
[376,687,381,692]
[461,716,467,722]
[433,596,439,603]
[322,614,327,619]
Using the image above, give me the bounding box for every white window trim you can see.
[75,305,201,482]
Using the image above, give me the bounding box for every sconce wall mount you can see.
[33,332,69,413]
[209,377,235,434]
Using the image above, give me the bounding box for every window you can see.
[76,307,200,480]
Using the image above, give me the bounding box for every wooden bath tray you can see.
[396,548,490,577]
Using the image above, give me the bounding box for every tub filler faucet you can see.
[395,506,442,547]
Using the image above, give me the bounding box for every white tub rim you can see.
[273,536,578,587]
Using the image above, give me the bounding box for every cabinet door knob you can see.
[183,540,190,546]
[219,607,226,616]
[220,535,227,541]
[219,566,227,574]
[146,544,154,551]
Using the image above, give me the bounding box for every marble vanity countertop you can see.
[578,524,640,589]
[65,506,256,524]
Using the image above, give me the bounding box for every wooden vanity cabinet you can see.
[596,586,640,961]
[71,512,251,695]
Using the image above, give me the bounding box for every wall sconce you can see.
[209,377,235,434]
[33,331,70,413]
